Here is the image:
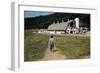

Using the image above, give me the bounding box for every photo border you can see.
[11,2,97,71]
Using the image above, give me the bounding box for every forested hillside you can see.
[24,13,90,29]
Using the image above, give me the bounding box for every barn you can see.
[48,18,80,34]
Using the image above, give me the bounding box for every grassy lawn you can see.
[24,29,90,61]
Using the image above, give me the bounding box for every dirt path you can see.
[42,48,66,60]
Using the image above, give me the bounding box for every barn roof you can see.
[48,20,73,31]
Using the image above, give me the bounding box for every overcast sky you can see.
[24,11,53,18]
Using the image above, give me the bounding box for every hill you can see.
[24,13,90,29]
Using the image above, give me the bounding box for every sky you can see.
[24,11,54,18]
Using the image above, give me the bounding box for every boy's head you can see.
[50,34,54,38]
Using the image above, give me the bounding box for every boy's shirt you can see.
[49,38,54,45]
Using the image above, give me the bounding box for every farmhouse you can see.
[48,18,80,34]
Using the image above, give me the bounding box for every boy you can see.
[49,34,55,52]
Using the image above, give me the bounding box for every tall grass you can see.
[24,29,49,61]
[24,30,90,61]
[55,35,90,59]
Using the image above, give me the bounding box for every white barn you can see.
[48,18,80,34]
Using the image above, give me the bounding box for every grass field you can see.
[55,35,90,59]
[24,29,90,61]
[24,30,49,61]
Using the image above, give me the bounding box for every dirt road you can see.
[42,48,66,60]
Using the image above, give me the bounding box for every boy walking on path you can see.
[49,34,55,52]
